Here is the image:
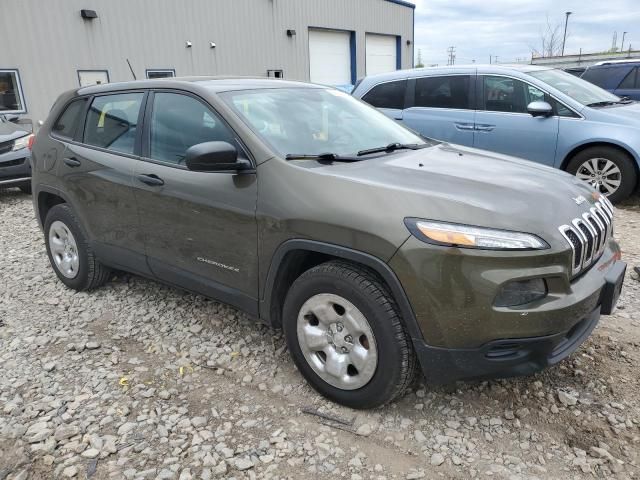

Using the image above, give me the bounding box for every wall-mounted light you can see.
[80,9,98,19]
[286,29,296,37]
[185,41,192,48]
[210,42,216,48]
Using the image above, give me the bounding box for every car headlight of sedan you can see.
[12,134,34,152]
[405,218,549,250]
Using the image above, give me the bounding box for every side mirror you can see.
[527,101,553,118]
[185,141,251,172]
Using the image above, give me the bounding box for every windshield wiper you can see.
[357,142,428,156]
[285,153,360,162]
[586,100,629,107]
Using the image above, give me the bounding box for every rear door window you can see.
[361,80,407,109]
[53,98,87,139]
[83,92,144,155]
[413,75,472,109]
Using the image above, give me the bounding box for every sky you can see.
[412,0,640,66]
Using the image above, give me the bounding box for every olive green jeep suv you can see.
[31,78,626,408]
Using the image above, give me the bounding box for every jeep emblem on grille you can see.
[573,195,587,205]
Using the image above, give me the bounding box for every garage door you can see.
[366,34,397,76]
[309,29,352,86]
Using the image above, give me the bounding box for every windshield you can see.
[528,69,620,106]
[220,87,425,157]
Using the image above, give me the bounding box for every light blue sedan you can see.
[352,65,640,203]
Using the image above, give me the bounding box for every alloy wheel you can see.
[575,157,622,197]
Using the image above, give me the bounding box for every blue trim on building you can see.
[384,0,415,9]
[396,36,402,70]
[412,6,415,67]
[350,31,357,84]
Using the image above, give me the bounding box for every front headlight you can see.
[405,218,549,250]
[12,134,34,152]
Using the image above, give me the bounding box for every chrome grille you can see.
[559,196,614,277]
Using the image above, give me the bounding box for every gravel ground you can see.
[0,189,639,480]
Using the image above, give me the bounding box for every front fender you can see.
[555,121,640,169]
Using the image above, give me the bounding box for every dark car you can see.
[581,61,640,100]
[31,78,626,408]
[0,114,33,193]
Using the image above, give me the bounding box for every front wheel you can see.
[566,146,637,204]
[283,261,417,409]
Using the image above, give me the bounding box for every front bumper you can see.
[390,234,626,384]
[414,305,600,384]
[0,148,32,187]
[413,260,625,384]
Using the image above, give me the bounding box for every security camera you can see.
[210,42,216,48]
[185,41,192,48]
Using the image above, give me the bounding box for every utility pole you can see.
[621,32,628,51]
[447,46,456,66]
[561,11,572,56]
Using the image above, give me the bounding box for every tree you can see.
[415,49,424,68]
[531,15,565,58]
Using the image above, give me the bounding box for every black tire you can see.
[566,146,637,204]
[44,204,111,291]
[19,184,32,195]
[283,260,417,409]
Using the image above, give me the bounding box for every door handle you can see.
[475,124,495,132]
[63,157,81,167]
[137,174,165,186]
[454,123,475,131]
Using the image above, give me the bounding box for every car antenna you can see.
[126,58,137,80]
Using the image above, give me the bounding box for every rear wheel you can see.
[44,204,111,291]
[283,260,417,409]
[566,146,637,203]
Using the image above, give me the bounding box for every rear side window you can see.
[361,80,407,109]
[52,98,86,139]
[414,75,471,109]
[83,93,144,155]
[619,67,638,89]
[149,92,237,165]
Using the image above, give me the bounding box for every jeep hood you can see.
[314,142,599,243]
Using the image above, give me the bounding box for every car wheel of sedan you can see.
[44,204,111,291]
[283,260,417,409]
[567,146,637,204]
